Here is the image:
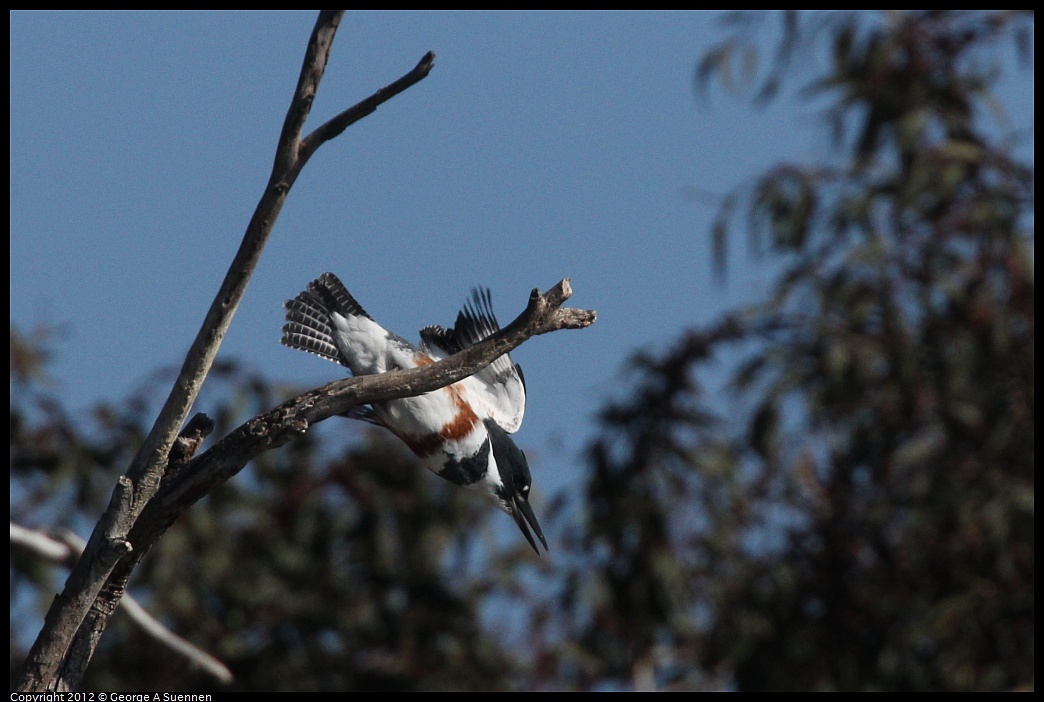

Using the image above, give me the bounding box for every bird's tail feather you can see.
[281,272,368,367]
[308,272,371,320]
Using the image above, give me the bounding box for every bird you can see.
[281,272,547,554]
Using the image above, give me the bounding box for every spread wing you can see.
[420,288,526,433]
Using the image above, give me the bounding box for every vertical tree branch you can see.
[14,11,437,691]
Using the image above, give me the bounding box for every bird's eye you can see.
[522,485,529,494]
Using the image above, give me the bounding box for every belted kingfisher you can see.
[281,272,547,554]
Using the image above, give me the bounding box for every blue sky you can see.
[9,12,1033,516]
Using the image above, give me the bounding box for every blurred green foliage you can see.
[552,10,1033,691]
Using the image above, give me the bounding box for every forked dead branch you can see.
[14,12,594,692]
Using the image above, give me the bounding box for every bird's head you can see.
[482,419,547,555]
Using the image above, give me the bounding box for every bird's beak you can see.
[511,495,548,555]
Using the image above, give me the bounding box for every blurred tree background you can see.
[10,10,1033,691]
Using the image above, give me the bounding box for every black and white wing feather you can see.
[420,288,526,433]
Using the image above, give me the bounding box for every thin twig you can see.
[297,51,436,169]
[11,524,234,685]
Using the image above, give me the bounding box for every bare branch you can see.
[155,280,596,520]
[14,12,436,691]
[77,282,594,577]
[24,279,593,691]
[297,51,436,170]
[11,524,234,685]
[273,10,344,177]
